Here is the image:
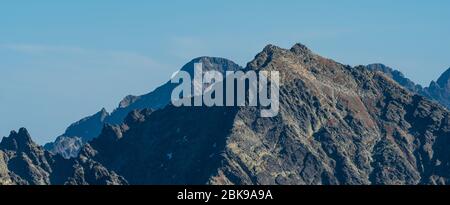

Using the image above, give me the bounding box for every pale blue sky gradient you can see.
[1,0,450,144]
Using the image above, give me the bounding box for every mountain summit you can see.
[45,57,243,158]
[0,128,35,152]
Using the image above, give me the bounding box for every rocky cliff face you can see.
[0,128,126,185]
[75,44,450,185]
[46,57,243,158]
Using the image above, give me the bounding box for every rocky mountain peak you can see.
[63,108,110,141]
[262,44,282,53]
[98,108,110,120]
[366,64,423,93]
[180,56,243,75]
[248,42,345,85]
[16,127,32,141]
[365,63,450,111]
[419,67,450,109]
[0,128,35,151]
[0,128,127,185]
[247,44,290,71]
[290,43,312,55]
[258,43,312,57]
[367,64,395,74]
[436,67,450,89]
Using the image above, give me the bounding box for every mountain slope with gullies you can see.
[77,43,450,185]
[45,57,243,158]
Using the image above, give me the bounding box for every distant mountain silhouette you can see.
[366,64,424,93]
[45,57,243,158]
[367,64,450,109]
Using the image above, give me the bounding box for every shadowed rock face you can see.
[0,128,127,185]
[45,57,243,158]
[80,107,238,185]
[77,43,450,185]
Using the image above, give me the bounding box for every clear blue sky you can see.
[1,0,450,144]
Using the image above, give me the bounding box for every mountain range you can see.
[2,43,450,185]
[367,63,450,109]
